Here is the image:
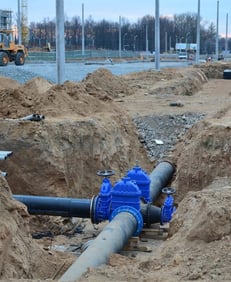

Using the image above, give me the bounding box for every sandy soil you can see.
[0,62,231,282]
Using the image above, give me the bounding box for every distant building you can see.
[175,43,197,52]
[0,10,12,30]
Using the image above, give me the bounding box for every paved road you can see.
[0,61,190,84]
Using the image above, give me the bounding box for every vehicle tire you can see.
[0,52,9,66]
[15,52,25,66]
[223,69,231,80]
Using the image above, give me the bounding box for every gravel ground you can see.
[0,65,40,84]
[133,113,206,161]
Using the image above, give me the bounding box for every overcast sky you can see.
[2,0,230,36]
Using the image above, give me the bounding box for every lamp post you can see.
[17,0,21,44]
[123,32,127,51]
[133,35,138,51]
[215,0,219,60]
[225,13,228,59]
[186,32,190,58]
[196,0,200,64]
[155,0,160,70]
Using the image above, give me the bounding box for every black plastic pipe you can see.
[13,195,91,218]
[60,211,137,282]
[13,195,161,225]
[20,114,45,121]
[149,161,175,203]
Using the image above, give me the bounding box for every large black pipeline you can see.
[13,195,92,218]
[149,161,175,202]
[13,195,162,225]
[13,161,174,221]
[59,211,137,282]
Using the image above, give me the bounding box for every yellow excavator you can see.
[0,29,27,66]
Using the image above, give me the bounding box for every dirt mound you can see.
[0,71,151,198]
[195,61,231,79]
[169,105,231,203]
[0,69,133,119]
[123,67,207,98]
[23,76,53,94]
[0,176,75,280]
[0,76,20,90]
[154,184,231,281]
[83,68,133,98]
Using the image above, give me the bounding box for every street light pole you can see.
[123,32,127,51]
[215,0,219,60]
[119,16,121,58]
[146,23,148,54]
[196,0,200,64]
[17,0,22,44]
[82,3,85,60]
[225,13,228,59]
[155,0,160,70]
[56,0,65,84]
[133,35,138,51]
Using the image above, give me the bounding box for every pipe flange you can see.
[90,195,98,224]
[110,206,143,236]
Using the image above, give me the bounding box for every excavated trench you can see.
[0,62,231,281]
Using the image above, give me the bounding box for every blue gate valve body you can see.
[126,165,151,203]
[94,178,112,223]
[111,177,141,212]
[110,176,143,235]
[161,187,176,224]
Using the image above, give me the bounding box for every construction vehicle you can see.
[0,9,27,66]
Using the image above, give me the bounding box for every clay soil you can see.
[0,62,231,282]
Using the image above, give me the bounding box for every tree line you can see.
[27,13,230,55]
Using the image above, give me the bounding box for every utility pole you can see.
[119,16,121,58]
[165,31,167,53]
[17,0,21,44]
[215,0,219,60]
[196,0,200,64]
[82,3,85,60]
[146,23,148,54]
[155,0,160,70]
[56,0,65,84]
[225,13,228,59]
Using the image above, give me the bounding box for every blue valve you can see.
[161,187,176,224]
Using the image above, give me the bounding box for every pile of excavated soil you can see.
[123,67,207,97]
[83,68,133,98]
[0,176,75,281]
[0,62,231,281]
[194,61,231,79]
[171,105,231,203]
[0,69,151,198]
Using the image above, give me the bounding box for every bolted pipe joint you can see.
[110,206,143,236]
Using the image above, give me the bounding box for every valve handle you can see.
[97,170,115,177]
[162,187,176,195]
